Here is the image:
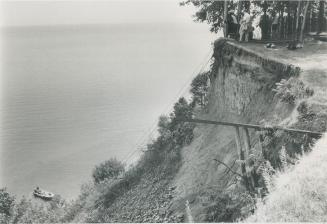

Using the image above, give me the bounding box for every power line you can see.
[121,47,214,165]
[122,48,213,165]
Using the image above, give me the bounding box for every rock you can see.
[159,208,166,217]
[177,214,184,222]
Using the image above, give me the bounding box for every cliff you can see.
[170,39,327,222]
[66,38,327,222]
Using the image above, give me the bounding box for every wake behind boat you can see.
[33,187,54,200]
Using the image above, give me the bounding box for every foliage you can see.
[92,158,125,184]
[257,160,275,193]
[169,97,195,147]
[1,96,197,223]
[247,135,327,222]
[205,190,255,222]
[0,188,15,217]
[180,0,325,41]
[0,194,69,224]
[0,188,15,223]
[190,72,210,107]
[296,101,327,133]
[92,97,195,212]
[180,0,239,33]
[273,77,314,104]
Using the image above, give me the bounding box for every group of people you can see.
[227,9,280,42]
[227,10,253,42]
[258,10,280,40]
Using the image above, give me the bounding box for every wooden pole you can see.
[242,127,256,191]
[178,118,323,137]
[258,133,266,160]
[234,126,250,191]
[243,127,251,156]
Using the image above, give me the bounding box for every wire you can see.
[121,48,214,165]
[122,49,213,165]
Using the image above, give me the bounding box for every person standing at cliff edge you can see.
[227,10,239,39]
[239,11,251,42]
[259,10,270,40]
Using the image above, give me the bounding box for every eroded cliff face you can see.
[72,39,326,223]
[171,39,301,221]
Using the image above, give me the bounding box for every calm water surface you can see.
[1,23,215,199]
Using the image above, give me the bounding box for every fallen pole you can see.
[178,118,323,137]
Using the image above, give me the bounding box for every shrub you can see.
[0,188,15,223]
[273,77,314,104]
[247,135,327,222]
[205,191,255,222]
[92,158,125,184]
[83,96,196,219]
[190,72,210,107]
[169,97,195,147]
[0,188,15,217]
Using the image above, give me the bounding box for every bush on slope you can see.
[246,134,327,222]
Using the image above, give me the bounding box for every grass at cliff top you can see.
[246,134,327,222]
[237,39,327,65]
[237,39,327,107]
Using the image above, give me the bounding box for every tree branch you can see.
[213,159,242,178]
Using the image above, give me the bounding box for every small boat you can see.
[33,187,54,200]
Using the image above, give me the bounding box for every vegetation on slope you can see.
[0,72,210,223]
[246,134,327,222]
[1,39,326,223]
[185,39,327,222]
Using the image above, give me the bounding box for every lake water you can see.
[0,23,215,199]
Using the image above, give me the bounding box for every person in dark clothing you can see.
[271,11,279,40]
[259,11,270,40]
[227,10,239,39]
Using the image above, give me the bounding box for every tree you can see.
[180,0,237,33]
[0,188,15,217]
[190,72,210,107]
[169,98,195,146]
[92,158,125,184]
[170,97,193,121]
[317,0,325,34]
[299,1,311,43]
[181,0,320,43]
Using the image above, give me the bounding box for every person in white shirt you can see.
[239,11,251,42]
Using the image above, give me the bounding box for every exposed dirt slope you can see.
[170,39,327,222]
[70,39,326,223]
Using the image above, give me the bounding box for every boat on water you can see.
[33,187,54,200]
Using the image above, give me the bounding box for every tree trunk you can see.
[237,0,242,16]
[295,1,301,41]
[300,1,310,43]
[317,0,325,34]
[309,6,312,33]
[286,3,291,38]
[280,7,285,39]
[224,0,228,37]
